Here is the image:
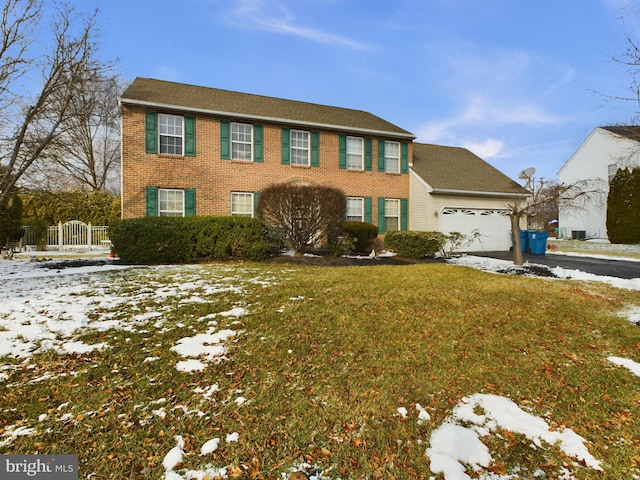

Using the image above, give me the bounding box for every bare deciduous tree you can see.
[0,0,113,208]
[257,182,346,255]
[509,176,601,265]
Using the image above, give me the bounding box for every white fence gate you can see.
[44,221,110,251]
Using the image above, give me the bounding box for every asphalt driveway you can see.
[470,251,640,280]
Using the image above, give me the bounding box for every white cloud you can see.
[224,0,371,51]
[462,139,504,159]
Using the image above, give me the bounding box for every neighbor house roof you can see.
[120,77,415,139]
[601,125,640,142]
[411,143,529,197]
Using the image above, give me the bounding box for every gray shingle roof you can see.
[412,143,528,196]
[120,77,415,139]
[601,125,640,142]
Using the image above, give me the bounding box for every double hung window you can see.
[158,189,185,216]
[347,136,364,170]
[291,130,310,166]
[231,192,254,217]
[231,123,252,160]
[385,141,400,173]
[384,199,400,231]
[158,114,183,155]
[346,197,364,222]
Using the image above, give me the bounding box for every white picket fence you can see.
[22,221,110,251]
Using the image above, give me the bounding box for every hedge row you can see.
[384,230,446,259]
[109,216,278,264]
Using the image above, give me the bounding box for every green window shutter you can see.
[220,121,230,160]
[364,197,372,224]
[281,128,290,164]
[377,140,385,172]
[401,142,409,173]
[145,187,158,217]
[338,135,347,169]
[377,197,385,234]
[311,131,320,167]
[253,191,260,218]
[254,125,263,163]
[145,112,157,154]
[365,138,372,171]
[401,198,408,230]
[184,189,196,216]
[184,116,196,157]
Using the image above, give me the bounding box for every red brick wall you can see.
[121,105,411,225]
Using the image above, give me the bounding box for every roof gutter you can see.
[431,187,531,198]
[119,98,417,140]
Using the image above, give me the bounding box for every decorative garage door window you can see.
[440,208,512,251]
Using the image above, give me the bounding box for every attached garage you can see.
[439,208,512,251]
[410,143,529,252]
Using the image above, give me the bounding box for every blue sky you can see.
[92,0,640,182]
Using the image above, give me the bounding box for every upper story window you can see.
[158,188,184,217]
[608,163,618,183]
[347,136,364,170]
[231,123,253,161]
[231,192,254,217]
[384,141,400,173]
[291,130,310,166]
[346,197,364,222]
[158,114,183,155]
[385,198,400,231]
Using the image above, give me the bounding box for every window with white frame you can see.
[346,197,364,222]
[385,198,400,231]
[231,123,252,160]
[347,136,364,170]
[385,141,400,173]
[231,192,254,217]
[158,114,183,155]
[291,130,310,166]
[158,189,184,216]
[608,163,618,183]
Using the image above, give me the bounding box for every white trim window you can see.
[347,136,363,170]
[385,198,400,231]
[231,122,253,161]
[608,163,618,183]
[159,189,184,216]
[385,141,400,173]
[291,130,310,166]
[158,114,183,155]
[231,192,254,217]
[346,197,364,222]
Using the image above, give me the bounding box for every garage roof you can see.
[412,143,529,197]
[120,77,415,139]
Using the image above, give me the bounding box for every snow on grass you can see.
[427,393,602,480]
[0,251,638,479]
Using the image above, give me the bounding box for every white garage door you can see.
[440,208,512,251]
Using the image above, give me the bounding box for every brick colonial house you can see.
[120,77,528,249]
[120,77,414,233]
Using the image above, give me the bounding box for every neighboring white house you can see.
[410,143,529,251]
[558,126,640,240]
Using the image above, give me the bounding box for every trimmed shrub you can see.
[384,231,446,259]
[342,221,378,253]
[109,216,278,264]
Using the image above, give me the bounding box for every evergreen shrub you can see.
[384,231,446,259]
[109,216,278,264]
[342,221,378,252]
[607,167,640,244]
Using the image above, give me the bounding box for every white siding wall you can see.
[558,128,640,239]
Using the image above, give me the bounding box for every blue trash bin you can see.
[520,230,529,253]
[527,230,550,255]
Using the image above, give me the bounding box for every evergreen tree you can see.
[607,167,640,243]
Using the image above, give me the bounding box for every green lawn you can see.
[1,262,640,479]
